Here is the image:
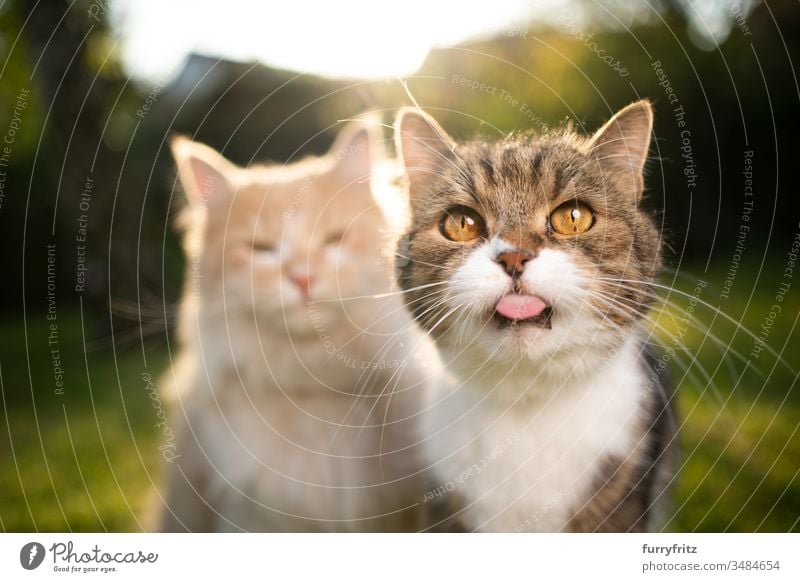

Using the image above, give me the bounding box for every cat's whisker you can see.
[590,279,777,374]
[587,288,759,420]
[109,297,178,318]
[426,301,468,336]
[375,318,446,477]
[374,338,433,459]
[453,297,487,348]
[583,290,730,405]
[359,302,472,450]
[321,288,450,368]
[587,287,721,355]
[327,290,444,395]
[596,276,777,343]
[394,252,460,272]
[353,300,456,443]
[335,293,455,434]
[453,305,475,347]
[84,319,171,352]
[307,281,448,304]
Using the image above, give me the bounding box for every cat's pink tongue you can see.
[495,293,547,320]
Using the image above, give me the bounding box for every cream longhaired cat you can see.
[157,121,432,532]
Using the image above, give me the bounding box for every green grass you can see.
[653,261,800,531]
[0,314,169,531]
[0,259,798,531]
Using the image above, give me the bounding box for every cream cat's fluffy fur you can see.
[156,122,436,532]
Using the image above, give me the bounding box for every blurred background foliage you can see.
[0,0,798,531]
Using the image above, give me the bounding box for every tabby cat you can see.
[393,101,677,532]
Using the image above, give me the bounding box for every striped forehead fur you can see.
[396,112,661,334]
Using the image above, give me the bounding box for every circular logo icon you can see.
[19,542,45,570]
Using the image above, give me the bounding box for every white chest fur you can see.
[422,338,647,532]
[168,305,437,532]
[197,388,417,532]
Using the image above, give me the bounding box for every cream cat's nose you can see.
[289,274,313,296]
[495,250,533,278]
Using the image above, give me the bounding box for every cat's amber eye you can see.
[549,202,594,235]
[440,206,486,243]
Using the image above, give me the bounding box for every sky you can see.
[111,0,537,82]
[110,0,759,83]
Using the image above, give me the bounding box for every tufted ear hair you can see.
[328,116,381,183]
[170,136,238,206]
[588,100,654,199]
[394,107,457,196]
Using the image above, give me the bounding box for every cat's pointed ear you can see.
[329,117,379,181]
[170,136,238,205]
[588,100,653,198]
[395,108,456,194]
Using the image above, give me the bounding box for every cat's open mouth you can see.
[493,293,553,329]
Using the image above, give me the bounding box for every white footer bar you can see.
[1,533,797,581]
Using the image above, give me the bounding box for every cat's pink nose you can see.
[290,274,313,296]
[495,250,533,277]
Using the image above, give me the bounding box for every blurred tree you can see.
[0,0,797,337]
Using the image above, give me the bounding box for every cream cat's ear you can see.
[170,136,238,205]
[329,118,379,181]
[395,108,456,194]
[588,100,654,198]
